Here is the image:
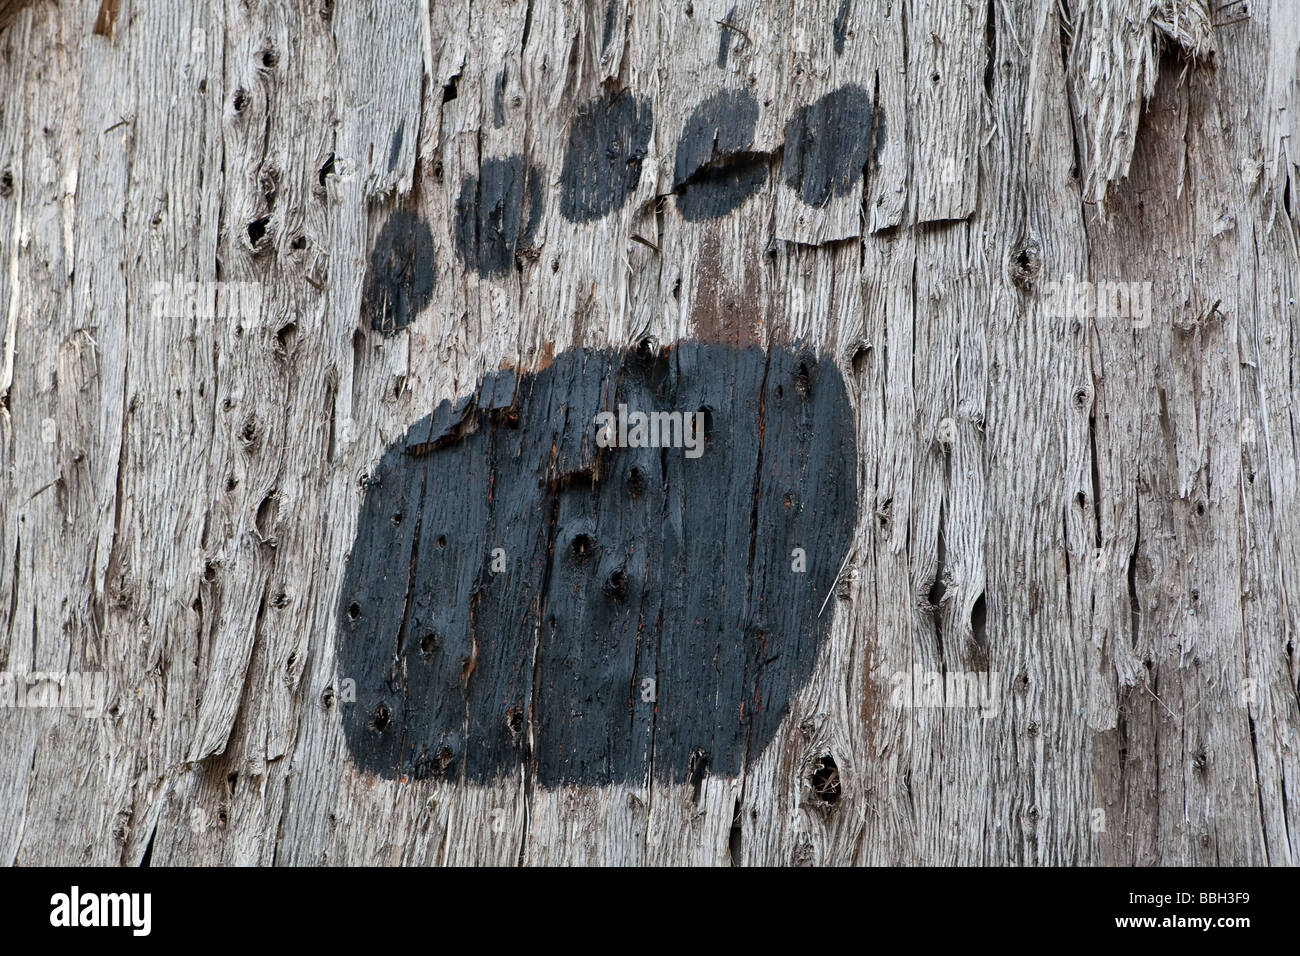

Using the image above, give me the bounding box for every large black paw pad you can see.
[337,343,858,787]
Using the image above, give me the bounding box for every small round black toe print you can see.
[673,88,759,187]
[677,162,768,223]
[337,343,859,788]
[674,88,768,222]
[782,84,876,207]
[361,209,435,336]
[454,155,544,277]
[559,89,654,223]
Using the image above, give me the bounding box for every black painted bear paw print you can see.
[337,342,858,787]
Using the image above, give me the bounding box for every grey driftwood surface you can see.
[1,0,1298,865]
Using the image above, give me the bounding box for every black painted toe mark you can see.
[678,162,768,223]
[674,88,768,221]
[601,0,618,51]
[559,89,653,223]
[716,4,738,67]
[454,155,544,277]
[338,344,858,787]
[782,84,875,207]
[387,120,404,173]
[491,69,507,128]
[833,0,852,56]
[674,88,759,187]
[362,210,435,336]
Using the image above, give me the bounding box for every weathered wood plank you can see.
[0,0,1297,867]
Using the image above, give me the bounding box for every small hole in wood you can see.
[247,216,270,247]
[851,344,870,375]
[570,533,594,562]
[809,754,841,805]
[794,363,811,398]
[603,567,628,602]
[626,466,646,498]
[506,706,524,734]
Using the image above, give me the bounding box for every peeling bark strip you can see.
[338,344,858,787]
[1067,0,1216,205]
